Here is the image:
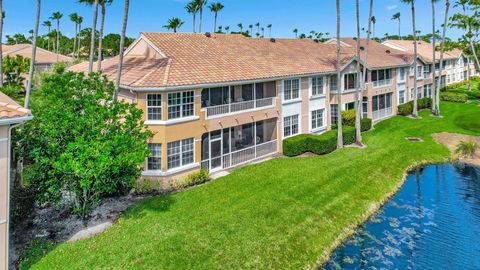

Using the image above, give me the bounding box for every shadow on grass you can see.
[121,194,176,220]
[17,239,57,270]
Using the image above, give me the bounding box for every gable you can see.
[125,37,165,59]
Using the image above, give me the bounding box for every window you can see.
[417,66,423,79]
[147,143,162,171]
[283,115,299,137]
[147,94,162,120]
[398,68,406,81]
[311,109,325,130]
[417,87,423,99]
[202,86,232,107]
[167,138,194,169]
[330,104,339,125]
[311,76,325,96]
[372,93,393,112]
[168,91,194,119]
[283,79,300,101]
[399,90,405,104]
[344,73,357,91]
[330,75,338,92]
[371,69,392,87]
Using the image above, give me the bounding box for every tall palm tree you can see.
[237,23,243,32]
[371,15,376,38]
[401,0,419,117]
[354,0,362,145]
[195,0,206,33]
[69,13,79,56]
[267,24,272,37]
[186,1,199,33]
[0,1,4,87]
[336,0,343,149]
[163,17,184,33]
[98,0,113,71]
[209,2,224,33]
[361,0,374,138]
[248,24,253,36]
[113,0,129,102]
[77,16,83,58]
[431,0,439,115]
[88,0,98,73]
[42,20,51,51]
[50,12,62,59]
[293,28,298,38]
[25,0,41,109]
[255,22,260,35]
[392,12,401,38]
[436,0,450,116]
[261,27,264,37]
[225,26,230,33]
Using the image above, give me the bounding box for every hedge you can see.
[440,80,470,92]
[397,97,432,116]
[440,92,468,103]
[340,109,372,132]
[470,75,480,82]
[361,118,372,132]
[283,126,355,157]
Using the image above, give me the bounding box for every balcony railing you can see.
[372,107,393,121]
[372,79,392,88]
[204,97,275,118]
[201,140,277,171]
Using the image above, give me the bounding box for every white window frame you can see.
[343,73,357,91]
[147,143,162,171]
[371,69,392,87]
[310,76,325,97]
[167,138,195,170]
[399,90,406,105]
[283,79,300,101]
[311,109,325,132]
[283,115,299,138]
[167,91,195,120]
[146,94,162,121]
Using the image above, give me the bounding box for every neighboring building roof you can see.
[69,33,358,89]
[328,38,414,68]
[3,43,72,64]
[0,91,32,124]
[382,40,463,63]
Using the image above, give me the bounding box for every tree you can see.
[102,33,134,56]
[400,0,419,117]
[293,28,298,38]
[392,12,401,38]
[19,71,152,216]
[361,0,374,131]
[42,20,52,51]
[437,0,451,116]
[431,0,439,115]
[77,16,83,58]
[248,24,253,36]
[113,0,130,102]
[2,55,30,88]
[25,0,41,109]
[267,24,272,37]
[336,0,343,149]
[97,0,114,71]
[371,15,376,38]
[354,0,362,145]
[237,23,243,32]
[163,17,184,33]
[50,11,63,58]
[87,0,99,73]
[209,2,224,33]
[255,22,260,35]
[186,1,199,33]
[195,0,206,33]
[69,14,80,57]
[0,1,4,87]
[225,26,230,34]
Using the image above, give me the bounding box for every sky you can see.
[2,0,468,41]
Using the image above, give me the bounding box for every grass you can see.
[29,101,480,269]
[444,80,480,100]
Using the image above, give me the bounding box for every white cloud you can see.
[386,5,398,10]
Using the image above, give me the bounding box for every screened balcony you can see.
[201,82,276,118]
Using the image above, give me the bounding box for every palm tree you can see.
[25,0,41,109]
[186,1,199,33]
[261,27,264,37]
[436,0,450,116]
[163,17,184,33]
[248,24,253,36]
[336,0,343,149]
[293,28,298,38]
[392,12,401,38]
[401,0,419,117]
[371,15,376,38]
[87,0,98,73]
[255,22,260,35]
[195,0,206,33]
[360,0,374,145]
[42,20,52,51]
[354,0,362,145]
[50,11,63,58]
[98,0,113,71]
[225,26,230,33]
[209,2,224,33]
[237,23,243,32]
[431,0,439,115]
[69,13,79,56]
[267,24,272,37]
[77,16,83,58]
[113,0,129,102]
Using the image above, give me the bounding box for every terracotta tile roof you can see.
[382,40,463,63]
[4,43,72,63]
[338,38,413,68]
[0,91,31,121]
[69,33,357,88]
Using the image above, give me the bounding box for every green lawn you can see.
[445,80,480,100]
[30,101,480,270]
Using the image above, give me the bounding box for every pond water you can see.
[322,164,480,270]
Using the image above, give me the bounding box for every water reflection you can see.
[322,164,480,270]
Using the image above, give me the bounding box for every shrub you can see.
[283,126,355,157]
[455,141,478,158]
[417,97,432,109]
[440,92,468,103]
[470,75,480,82]
[341,109,356,126]
[180,170,210,188]
[361,118,372,132]
[398,102,413,116]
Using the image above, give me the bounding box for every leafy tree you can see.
[102,33,134,56]
[2,55,30,88]
[18,71,152,216]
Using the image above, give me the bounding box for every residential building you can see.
[3,44,73,71]
[0,92,32,270]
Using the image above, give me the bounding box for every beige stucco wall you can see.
[0,125,9,270]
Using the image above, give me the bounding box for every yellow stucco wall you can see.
[0,126,10,270]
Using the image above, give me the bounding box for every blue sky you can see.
[3,0,466,41]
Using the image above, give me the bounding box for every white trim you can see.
[282,78,301,102]
[142,162,200,177]
[0,138,7,142]
[282,98,302,105]
[144,116,200,126]
[0,220,6,225]
[202,104,275,120]
[124,34,167,58]
[309,94,326,101]
[0,115,33,125]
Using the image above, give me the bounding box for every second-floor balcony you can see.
[372,79,392,88]
[204,97,275,118]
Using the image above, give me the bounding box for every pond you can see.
[322,163,480,270]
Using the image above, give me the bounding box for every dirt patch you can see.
[432,132,480,165]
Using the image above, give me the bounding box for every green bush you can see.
[180,170,210,188]
[417,97,432,109]
[341,109,356,126]
[398,102,413,116]
[440,80,470,92]
[283,126,355,157]
[361,118,372,132]
[440,92,468,103]
[470,75,480,81]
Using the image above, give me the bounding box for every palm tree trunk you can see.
[354,0,362,145]
[25,0,41,109]
[431,0,437,114]
[77,23,82,58]
[0,0,3,87]
[336,0,343,149]
[56,19,60,61]
[468,57,471,91]
[436,0,450,116]
[97,3,106,72]
[361,0,373,143]
[213,12,217,33]
[468,39,480,72]
[193,13,196,33]
[113,0,130,102]
[199,6,203,33]
[398,18,401,38]
[89,0,99,73]
[47,26,51,51]
[73,24,77,57]
[411,1,419,117]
